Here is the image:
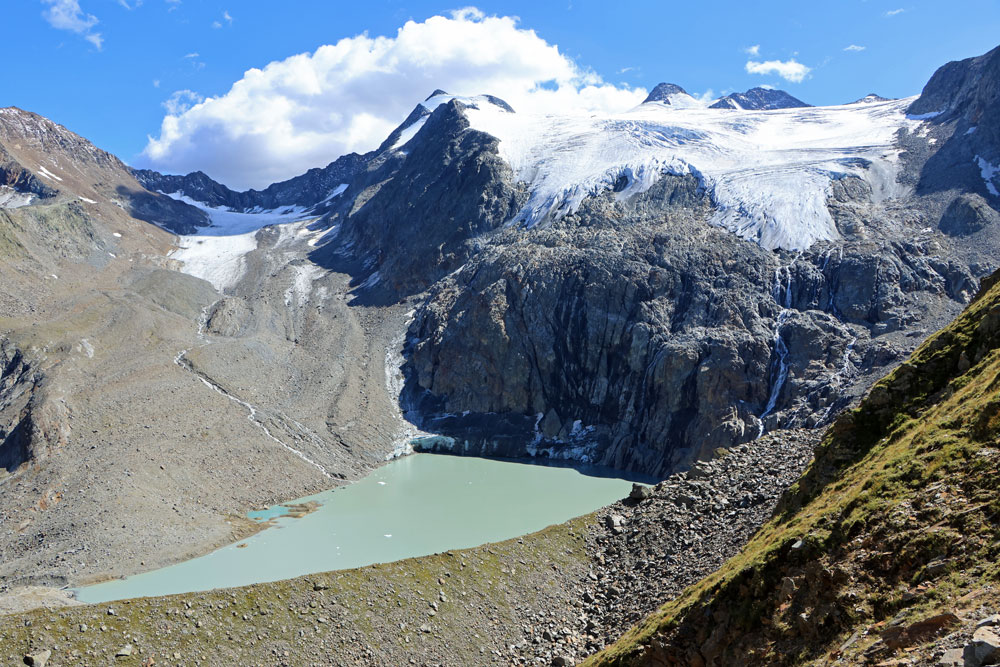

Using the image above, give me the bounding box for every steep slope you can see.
[909,44,1000,202]
[0,107,207,234]
[708,87,811,110]
[588,268,1000,666]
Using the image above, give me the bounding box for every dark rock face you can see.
[909,45,1000,198]
[709,88,811,110]
[642,83,690,104]
[403,168,978,476]
[313,100,525,296]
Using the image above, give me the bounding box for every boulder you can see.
[629,483,653,501]
[23,650,51,667]
[965,626,1000,666]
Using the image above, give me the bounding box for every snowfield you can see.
[425,94,927,251]
[166,193,310,291]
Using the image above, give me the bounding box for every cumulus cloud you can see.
[141,8,647,190]
[41,0,103,49]
[843,44,866,52]
[885,8,905,16]
[745,58,811,83]
[744,44,760,56]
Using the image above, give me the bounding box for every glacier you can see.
[425,95,929,251]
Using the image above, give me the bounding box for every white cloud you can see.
[744,44,760,56]
[153,79,160,88]
[142,8,646,190]
[212,10,232,29]
[41,0,103,49]
[117,0,142,9]
[163,90,203,115]
[745,58,811,83]
[885,8,905,16]
[843,44,866,52]
[183,52,199,58]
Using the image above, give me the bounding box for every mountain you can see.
[0,107,207,234]
[133,52,999,479]
[0,38,998,667]
[851,93,893,104]
[708,87,811,110]
[641,82,703,108]
[132,151,366,217]
[588,266,1000,666]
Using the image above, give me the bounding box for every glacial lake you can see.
[75,453,647,604]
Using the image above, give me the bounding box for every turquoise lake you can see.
[75,453,645,603]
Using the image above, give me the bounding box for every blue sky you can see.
[5,1,999,189]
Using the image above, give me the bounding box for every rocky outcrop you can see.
[909,44,1000,199]
[0,341,65,474]
[939,193,1000,235]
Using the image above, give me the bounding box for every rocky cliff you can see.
[587,262,1000,666]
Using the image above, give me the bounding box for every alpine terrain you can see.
[0,25,998,667]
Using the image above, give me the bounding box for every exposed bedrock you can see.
[403,175,980,476]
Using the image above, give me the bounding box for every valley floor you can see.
[0,429,817,666]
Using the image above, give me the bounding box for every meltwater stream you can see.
[75,453,646,604]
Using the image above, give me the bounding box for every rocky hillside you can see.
[0,107,207,234]
[586,263,1000,665]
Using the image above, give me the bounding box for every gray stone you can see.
[629,483,653,501]
[23,650,51,667]
[115,645,133,658]
[965,627,1000,666]
[937,647,963,666]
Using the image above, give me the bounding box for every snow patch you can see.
[166,193,311,292]
[79,197,97,204]
[37,165,63,182]
[0,186,33,209]
[282,264,324,308]
[391,117,428,150]
[976,156,1000,197]
[464,97,926,250]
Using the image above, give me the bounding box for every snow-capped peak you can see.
[420,92,515,114]
[851,93,894,104]
[641,83,704,109]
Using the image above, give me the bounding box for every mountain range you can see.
[0,39,998,665]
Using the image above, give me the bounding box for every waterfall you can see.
[757,259,797,437]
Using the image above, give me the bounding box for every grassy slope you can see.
[588,273,1000,665]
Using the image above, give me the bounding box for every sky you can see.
[4,0,1000,190]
